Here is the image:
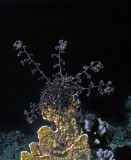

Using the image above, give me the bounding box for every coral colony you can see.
[13,40,115,160]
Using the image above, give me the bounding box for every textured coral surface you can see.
[21,99,91,160]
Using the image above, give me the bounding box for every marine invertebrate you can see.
[21,97,91,160]
[13,40,114,124]
[96,148,115,160]
[13,40,114,159]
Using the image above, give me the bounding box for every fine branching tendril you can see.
[13,40,114,124]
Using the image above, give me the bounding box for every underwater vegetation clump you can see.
[13,40,114,160]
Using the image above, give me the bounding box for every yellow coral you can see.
[21,98,91,160]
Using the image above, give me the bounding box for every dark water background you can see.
[0,1,131,159]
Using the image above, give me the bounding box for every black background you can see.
[0,0,131,132]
